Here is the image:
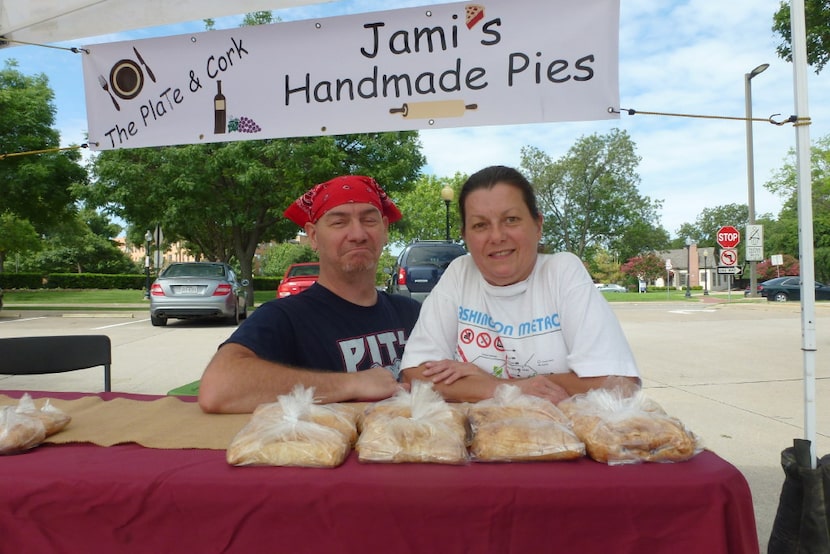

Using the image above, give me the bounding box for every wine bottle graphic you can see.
[214,80,226,134]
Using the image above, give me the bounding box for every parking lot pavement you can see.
[2,301,828,551]
[0,311,235,395]
[614,301,830,551]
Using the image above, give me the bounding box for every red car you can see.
[276,262,320,298]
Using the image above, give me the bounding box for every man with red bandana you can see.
[198,176,421,414]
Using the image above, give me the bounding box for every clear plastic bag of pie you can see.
[356,381,469,464]
[15,393,72,437]
[226,385,358,468]
[467,384,585,462]
[558,386,703,465]
[0,405,46,455]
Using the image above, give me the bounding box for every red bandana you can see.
[283,175,402,227]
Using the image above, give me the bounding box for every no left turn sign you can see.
[720,249,737,266]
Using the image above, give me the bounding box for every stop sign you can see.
[717,226,741,248]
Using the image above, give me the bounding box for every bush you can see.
[0,273,279,291]
[45,273,145,289]
[0,272,145,290]
[0,272,45,289]
[252,277,280,291]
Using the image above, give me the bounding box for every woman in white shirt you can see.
[400,165,641,403]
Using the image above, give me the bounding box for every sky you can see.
[2,0,828,237]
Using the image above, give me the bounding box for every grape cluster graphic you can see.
[228,116,262,133]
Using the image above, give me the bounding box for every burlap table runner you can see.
[0,394,251,450]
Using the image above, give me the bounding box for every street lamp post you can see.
[702,248,710,296]
[440,185,454,241]
[745,63,768,298]
[144,230,153,299]
[685,238,694,298]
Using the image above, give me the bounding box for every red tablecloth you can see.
[0,392,759,554]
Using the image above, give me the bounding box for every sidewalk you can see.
[613,301,829,552]
[1,303,149,319]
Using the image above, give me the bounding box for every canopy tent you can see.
[0,0,332,46]
[788,0,818,464]
[1,0,819,463]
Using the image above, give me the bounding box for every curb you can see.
[61,312,138,318]
[0,309,145,319]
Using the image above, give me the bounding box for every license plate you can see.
[179,286,198,294]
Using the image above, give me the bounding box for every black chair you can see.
[0,335,112,392]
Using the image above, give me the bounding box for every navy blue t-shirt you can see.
[224,283,421,378]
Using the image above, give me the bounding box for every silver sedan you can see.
[598,284,627,293]
[149,262,248,326]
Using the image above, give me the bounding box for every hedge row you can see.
[0,272,280,291]
[253,277,280,291]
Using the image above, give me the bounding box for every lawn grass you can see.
[4,289,147,304]
[601,289,758,302]
[2,288,746,307]
[601,290,698,302]
[3,289,277,306]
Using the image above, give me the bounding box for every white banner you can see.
[0,0,330,46]
[82,0,620,151]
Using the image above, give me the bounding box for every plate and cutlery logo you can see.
[98,46,156,111]
[93,41,261,140]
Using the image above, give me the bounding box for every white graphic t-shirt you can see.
[401,253,640,380]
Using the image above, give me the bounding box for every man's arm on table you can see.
[198,343,403,413]
[401,363,640,404]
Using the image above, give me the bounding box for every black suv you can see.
[388,240,467,302]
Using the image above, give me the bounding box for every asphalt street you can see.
[2,299,829,552]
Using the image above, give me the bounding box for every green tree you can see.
[765,135,830,280]
[390,173,467,246]
[204,10,275,30]
[587,248,624,285]
[0,60,88,270]
[620,253,665,284]
[0,213,41,272]
[613,219,670,266]
[377,249,397,288]
[773,0,830,73]
[260,243,318,277]
[674,203,751,251]
[19,208,136,274]
[746,215,794,267]
[83,133,424,305]
[519,129,667,261]
[756,254,800,280]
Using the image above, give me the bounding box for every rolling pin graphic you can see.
[389,100,478,119]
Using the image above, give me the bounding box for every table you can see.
[0,391,759,554]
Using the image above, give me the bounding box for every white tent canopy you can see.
[1,0,818,461]
[0,0,332,46]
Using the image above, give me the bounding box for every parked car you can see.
[388,240,467,302]
[149,262,249,326]
[598,284,627,293]
[744,283,763,297]
[277,262,320,298]
[758,276,830,302]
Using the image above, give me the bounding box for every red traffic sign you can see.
[716,226,740,248]
[720,248,737,266]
